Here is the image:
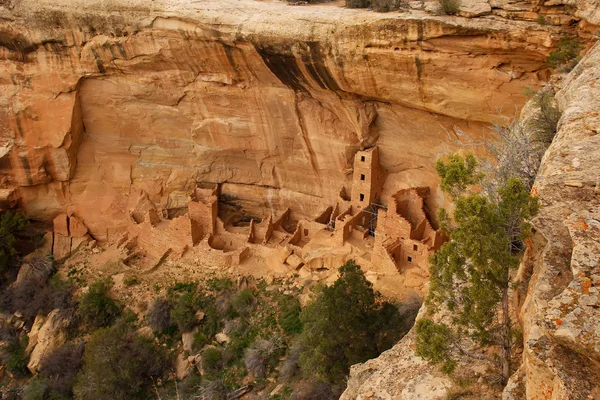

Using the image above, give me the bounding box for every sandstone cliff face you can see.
[504,40,600,400]
[0,0,563,241]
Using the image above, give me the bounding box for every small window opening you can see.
[360,174,365,181]
[359,194,365,201]
[361,156,366,162]
[407,256,412,262]
[304,229,309,236]
[413,244,418,251]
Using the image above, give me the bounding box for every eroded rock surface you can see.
[505,41,600,400]
[0,0,567,242]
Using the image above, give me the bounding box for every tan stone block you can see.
[69,215,89,237]
[53,214,69,237]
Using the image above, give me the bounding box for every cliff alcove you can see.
[1,0,599,398]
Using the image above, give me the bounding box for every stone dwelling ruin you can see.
[51,147,446,292]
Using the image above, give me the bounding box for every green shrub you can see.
[346,0,370,8]
[371,0,400,12]
[73,326,168,400]
[123,277,138,287]
[537,15,547,25]
[547,36,583,70]
[278,295,303,335]
[202,347,223,378]
[414,318,456,374]
[231,289,256,316]
[170,292,197,332]
[438,0,460,15]
[78,279,122,329]
[205,277,233,292]
[298,261,410,383]
[4,336,29,377]
[0,211,29,276]
[22,377,49,400]
[169,281,197,294]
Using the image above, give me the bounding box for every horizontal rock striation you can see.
[0,0,562,240]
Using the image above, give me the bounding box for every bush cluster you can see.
[437,0,460,14]
[78,279,122,329]
[298,261,416,383]
[547,36,583,70]
[344,0,401,11]
[72,326,168,400]
[0,211,29,277]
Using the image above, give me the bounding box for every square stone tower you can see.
[351,147,385,211]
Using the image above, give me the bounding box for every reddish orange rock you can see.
[69,215,89,238]
[52,214,69,237]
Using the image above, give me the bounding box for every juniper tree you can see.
[417,154,538,384]
[298,260,410,383]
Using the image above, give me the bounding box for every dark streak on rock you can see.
[90,47,106,74]
[256,45,307,92]
[303,42,341,92]
[20,155,34,186]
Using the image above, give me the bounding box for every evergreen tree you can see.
[298,260,407,383]
[418,154,538,384]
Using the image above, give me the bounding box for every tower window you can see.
[413,244,418,251]
[360,174,365,181]
[407,256,412,262]
[361,156,366,162]
[359,194,365,201]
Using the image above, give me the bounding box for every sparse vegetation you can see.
[415,318,456,373]
[345,0,370,7]
[278,295,303,335]
[78,278,122,329]
[39,342,85,398]
[1,266,73,322]
[3,335,29,378]
[438,0,461,15]
[481,90,560,198]
[371,0,401,12]
[73,326,168,400]
[170,291,197,332]
[0,211,29,277]
[547,35,583,71]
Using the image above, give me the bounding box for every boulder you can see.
[182,328,197,352]
[26,314,47,355]
[175,352,192,380]
[69,215,89,237]
[16,257,55,284]
[27,309,74,373]
[285,253,304,270]
[458,0,492,17]
[215,333,230,344]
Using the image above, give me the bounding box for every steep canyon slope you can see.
[0,0,564,241]
[342,39,600,400]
